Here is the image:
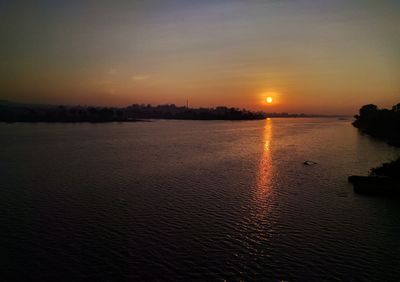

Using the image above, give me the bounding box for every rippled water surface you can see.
[1,119,400,281]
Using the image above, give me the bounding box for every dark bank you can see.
[349,103,400,196]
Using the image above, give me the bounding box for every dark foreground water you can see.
[1,119,400,281]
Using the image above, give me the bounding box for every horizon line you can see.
[0,99,354,117]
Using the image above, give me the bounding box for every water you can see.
[1,119,399,281]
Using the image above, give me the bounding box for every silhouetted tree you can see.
[353,102,400,146]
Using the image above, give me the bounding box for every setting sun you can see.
[1,1,400,280]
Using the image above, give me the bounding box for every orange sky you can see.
[1,1,399,115]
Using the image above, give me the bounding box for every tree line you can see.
[353,103,400,147]
[0,102,266,122]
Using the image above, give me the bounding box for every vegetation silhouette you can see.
[0,100,344,123]
[349,102,400,196]
[353,102,400,146]
[0,102,266,122]
[370,158,400,179]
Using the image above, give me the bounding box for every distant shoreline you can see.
[0,100,350,122]
[0,116,351,124]
[1,119,148,124]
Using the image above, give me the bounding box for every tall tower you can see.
[186,99,189,109]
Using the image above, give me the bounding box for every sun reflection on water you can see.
[254,118,274,213]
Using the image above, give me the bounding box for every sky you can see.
[0,0,399,114]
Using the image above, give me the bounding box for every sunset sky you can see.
[1,1,399,114]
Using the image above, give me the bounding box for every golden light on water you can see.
[255,118,273,205]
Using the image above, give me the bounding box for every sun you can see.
[266,97,273,104]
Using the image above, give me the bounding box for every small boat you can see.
[348,175,399,196]
[303,160,317,165]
